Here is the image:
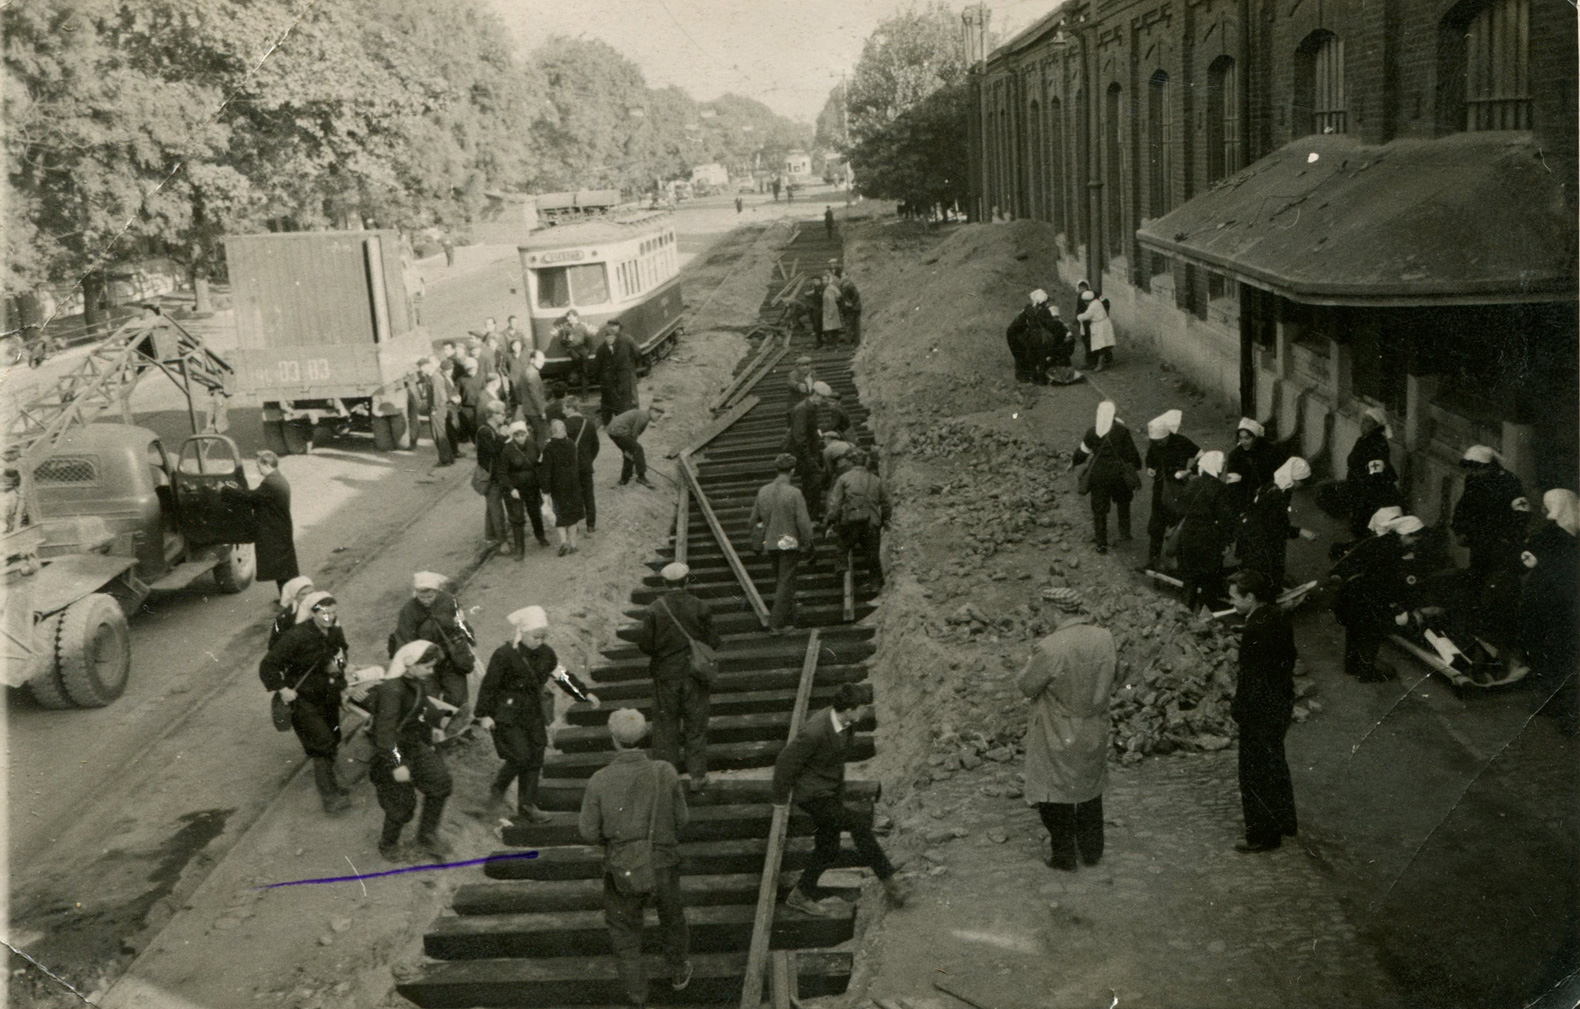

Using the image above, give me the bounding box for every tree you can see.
[847,81,968,209]
[814,83,849,152]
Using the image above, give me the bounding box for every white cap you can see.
[1462,445,1498,465]
[1273,456,1312,490]
[1197,450,1225,477]
[608,708,649,745]
[413,571,447,592]
[1368,506,1404,536]
[388,640,441,679]
[661,562,690,582]
[1147,409,1182,439]
[531,350,546,369]
[812,381,834,398]
[509,605,549,631]
[509,420,529,435]
[279,575,313,608]
[1237,417,1265,438]
[1388,515,1425,536]
[1029,289,1048,304]
[1543,489,1578,535]
[1095,401,1116,438]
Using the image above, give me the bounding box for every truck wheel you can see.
[25,613,73,710]
[212,543,256,593]
[262,420,290,456]
[57,594,131,708]
[281,420,311,455]
[371,415,397,452]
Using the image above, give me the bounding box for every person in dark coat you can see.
[563,398,600,534]
[1238,457,1315,588]
[787,388,826,522]
[1345,408,1403,539]
[1006,290,1053,383]
[1142,410,1199,572]
[540,419,584,556]
[1519,490,1578,733]
[259,591,351,813]
[269,575,314,649]
[476,605,593,822]
[1175,452,1237,611]
[839,277,862,345]
[475,402,508,549]
[498,422,550,557]
[1227,571,1298,852]
[421,358,457,466]
[391,570,477,712]
[455,357,484,445]
[1330,513,1415,682]
[370,641,453,861]
[750,455,816,631]
[1451,445,1528,646]
[223,451,298,591]
[1072,401,1142,554]
[635,563,723,790]
[1225,418,1277,520]
[607,406,653,488]
[804,276,826,346]
[595,321,640,425]
[825,449,890,591]
[773,684,908,915]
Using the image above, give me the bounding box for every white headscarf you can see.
[1273,456,1312,491]
[509,605,548,645]
[1147,409,1182,440]
[1368,505,1405,536]
[1029,289,1048,305]
[278,575,313,609]
[1388,515,1425,536]
[1196,450,1225,478]
[1237,417,1265,438]
[1095,401,1116,438]
[386,639,441,680]
[1462,445,1499,466]
[1543,489,1579,536]
[296,590,335,624]
[1362,406,1392,439]
[412,571,447,593]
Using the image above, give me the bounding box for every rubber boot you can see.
[378,819,405,862]
[511,524,526,562]
[313,757,351,813]
[415,794,453,859]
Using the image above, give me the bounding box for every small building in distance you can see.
[783,150,814,181]
[690,163,730,189]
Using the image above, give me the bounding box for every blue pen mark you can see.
[256,851,539,889]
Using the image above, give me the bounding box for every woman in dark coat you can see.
[1228,570,1298,852]
[497,422,549,559]
[1344,408,1403,539]
[1238,456,1314,588]
[563,401,600,534]
[223,451,299,590]
[1072,401,1141,555]
[1225,418,1279,521]
[539,419,584,556]
[1142,409,1199,571]
[1175,452,1236,611]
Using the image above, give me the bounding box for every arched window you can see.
[1460,0,1531,130]
[1105,82,1124,248]
[1048,97,1066,235]
[1297,32,1347,134]
[1027,99,1044,221]
[1147,70,1172,217]
[1206,56,1240,183]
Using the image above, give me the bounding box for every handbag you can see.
[606,763,662,895]
[1076,462,1092,496]
[655,597,719,684]
[470,465,491,495]
[271,668,313,731]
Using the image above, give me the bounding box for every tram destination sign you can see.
[539,250,586,264]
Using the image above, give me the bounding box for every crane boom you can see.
[5,311,233,464]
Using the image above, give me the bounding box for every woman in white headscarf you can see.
[270,575,315,648]
[1175,451,1236,610]
[1343,407,1402,539]
[1225,418,1277,519]
[368,640,453,860]
[1142,410,1199,571]
[1076,289,1116,371]
[1072,401,1141,555]
[1237,457,1315,588]
[1518,490,1579,728]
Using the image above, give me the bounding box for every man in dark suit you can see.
[772,684,908,915]
[1228,570,1299,853]
[224,450,299,593]
[635,563,722,792]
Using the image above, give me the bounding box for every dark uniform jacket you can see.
[539,438,583,516]
[1519,523,1579,671]
[635,589,722,683]
[1239,483,1298,576]
[259,620,348,700]
[772,706,855,805]
[1231,604,1297,731]
[1345,429,1402,531]
[565,415,600,471]
[475,423,503,477]
[477,641,589,743]
[578,751,689,868]
[598,334,640,415]
[1225,439,1279,516]
[1451,466,1527,560]
[370,676,436,765]
[827,467,888,527]
[787,398,820,459]
[496,437,542,491]
[225,469,298,583]
[1176,475,1236,577]
[1074,422,1142,494]
[1330,533,1404,630]
[1145,434,1201,510]
[391,595,476,677]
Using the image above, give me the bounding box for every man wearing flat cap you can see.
[579,709,693,1004]
[1020,586,1116,870]
[390,572,477,712]
[635,563,722,791]
[786,384,826,522]
[476,605,594,822]
[750,454,816,632]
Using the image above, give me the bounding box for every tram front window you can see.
[535,264,610,309]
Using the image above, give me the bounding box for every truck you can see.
[3,313,257,709]
[224,230,429,454]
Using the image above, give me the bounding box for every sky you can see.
[484,0,1054,124]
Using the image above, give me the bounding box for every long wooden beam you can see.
[679,455,770,627]
[670,395,761,459]
[675,483,690,566]
[710,333,781,412]
[740,630,821,1009]
[718,340,789,415]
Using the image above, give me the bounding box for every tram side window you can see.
[536,264,610,308]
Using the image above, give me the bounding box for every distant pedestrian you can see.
[1072,401,1141,554]
[750,454,815,632]
[1228,570,1298,853]
[259,591,351,814]
[1239,456,1315,588]
[1344,408,1402,540]
[563,398,600,534]
[1021,587,1115,870]
[441,235,455,267]
[1077,290,1115,371]
[636,563,722,791]
[540,419,584,555]
[224,450,299,592]
[736,196,744,214]
[578,708,694,1003]
[370,641,453,861]
[270,575,314,649]
[477,606,594,823]
[499,422,550,556]
[825,449,889,591]
[824,206,835,239]
[804,275,827,346]
[421,359,457,467]
[838,276,862,345]
[773,683,908,915]
[820,272,844,345]
[391,571,477,713]
[1142,410,1199,572]
[608,406,653,488]
[475,402,508,549]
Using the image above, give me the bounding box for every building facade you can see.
[968,0,1578,519]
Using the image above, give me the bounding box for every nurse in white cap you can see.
[1237,456,1316,588]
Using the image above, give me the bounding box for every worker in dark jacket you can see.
[839,276,862,346]
[563,398,600,534]
[498,421,550,557]
[259,591,351,813]
[595,321,640,425]
[635,563,722,790]
[1330,513,1413,682]
[1238,457,1316,588]
[1175,452,1236,611]
[1228,571,1298,852]
[1005,290,1053,383]
[607,406,653,488]
[578,709,693,1004]
[224,450,298,591]
[1072,401,1142,554]
[422,358,457,467]
[456,357,484,445]
[1142,410,1199,572]
[773,684,908,915]
[1451,445,1528,644]
[1225,418,1278,520]
[475,402,509,549]
[1344,408,1403,539]
[787,387,826,521]
[476,605,593,822]
[390,571,476,712]
[825,450,889,591]
[370,641,453,861]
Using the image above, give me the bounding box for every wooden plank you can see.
[675,483,690,566]
[481,835,873,880]
[671,394,761,459]
[843,568,855,622]
[452,873,859,916]
[680,454,770,627]
[502,798,873,849]
[770,950,796,1009]
[720,344,789,413]
[540,734,874,778]
[534,775,880,813]
[710,332,780,412]
[740,631,821,1009]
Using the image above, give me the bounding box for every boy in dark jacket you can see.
[1228,571,1298,853]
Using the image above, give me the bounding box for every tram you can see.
[519,212,684,380]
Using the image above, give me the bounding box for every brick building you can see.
[967,0,1578,519]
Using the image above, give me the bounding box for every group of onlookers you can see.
[1005,281,1117,385]
[799,265,862,348]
